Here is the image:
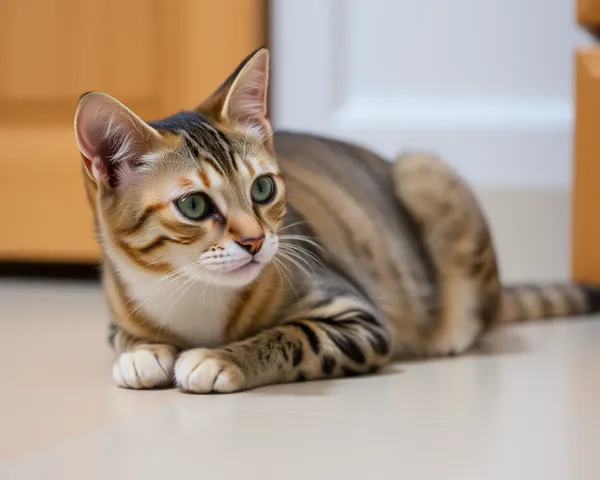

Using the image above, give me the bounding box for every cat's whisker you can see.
[279,242,325,268]
[278,244,321,271]
[278,234,325,252]
[278,248,320,273]
[214,264,227,311]
[169,146,193,165]
[152,276,195,330]
[247,126,280,159]
[276,250,312,280]
[272,257,299,304]
[128,260,205,316]
[199,268,214,308]
[124,263,191,309]
[127,252,202,298]
[241,132,249,168]
[280,238,322,254]
[276,220,310,234]
[127,261,183,296]
[163,272,202,325]
[151,262,214,334]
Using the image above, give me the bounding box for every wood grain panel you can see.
[156,0,267,114]
[0,0,266,263]
[578,0,600,27]
[0,129,98,262]
[0,0,158,100]
[572,48,600,282]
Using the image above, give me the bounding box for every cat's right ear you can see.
[74,92,160,189]
[196,48,272,148]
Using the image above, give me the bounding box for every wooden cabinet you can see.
[578,0,600,26]
[573,49,600,282]
[0,0,266,263]
[573,2,600,282]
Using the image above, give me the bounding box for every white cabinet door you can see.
[271,0,590,189]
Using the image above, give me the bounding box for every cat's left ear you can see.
[197,47,272,150]
[74,92,161,189]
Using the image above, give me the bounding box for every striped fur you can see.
[501,283,600,323]
[75,48,600,393]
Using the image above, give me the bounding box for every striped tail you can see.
[501,283,600,323]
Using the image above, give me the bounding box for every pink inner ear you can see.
[75,99,118,185]
[225,53,269,132]
[81,154,94,174]
[76,106,105,162]
[75,93,152,188]
[233,83,266,122]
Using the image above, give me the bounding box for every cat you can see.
[74,47,600,393]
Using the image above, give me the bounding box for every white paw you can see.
[175,348,246,393]
[113,347,175,389]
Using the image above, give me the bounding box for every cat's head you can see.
[75,48,284,288]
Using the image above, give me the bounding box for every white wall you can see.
[271,0,592,189]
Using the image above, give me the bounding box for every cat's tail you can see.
[500,283,600,323]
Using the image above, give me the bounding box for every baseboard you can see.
[476,188,571,283]
[0,262,100,281]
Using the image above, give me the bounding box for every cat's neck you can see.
[107,249,240,348]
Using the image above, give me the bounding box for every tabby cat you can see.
[74,47,600,393]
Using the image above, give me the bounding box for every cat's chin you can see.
[186,260,265,288]
[217,260,265,287]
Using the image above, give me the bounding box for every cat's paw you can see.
[175,348,246,393]
[113,345,176,389]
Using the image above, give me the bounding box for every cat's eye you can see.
[175,193,212,220]
[251,176,276,204]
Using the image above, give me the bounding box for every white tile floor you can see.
[1,279,599,480]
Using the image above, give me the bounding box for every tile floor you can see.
[1,279,599,480]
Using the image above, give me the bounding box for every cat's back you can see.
[274,131,435,329]
[274,130,413,232]
[274,131,394,206]
[273,130,416,251]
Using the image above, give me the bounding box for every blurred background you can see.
[3,1,600,475]
[0,0,599,282]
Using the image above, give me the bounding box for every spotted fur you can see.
[75,48,600,393]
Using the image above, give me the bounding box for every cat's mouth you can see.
[220,258,263,276]
[205,258,264,287]
[196,248,275,286]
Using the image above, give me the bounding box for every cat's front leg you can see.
[109,323,179,389]
[175,306,392,393]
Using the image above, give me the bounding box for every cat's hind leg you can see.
[392,153,502,355]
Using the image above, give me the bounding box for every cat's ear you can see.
[74,92,160,189]
[196,47,272,149]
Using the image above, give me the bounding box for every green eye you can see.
[251,176,276,204]
[175,193,211,220]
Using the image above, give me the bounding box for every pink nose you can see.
[236,235,265,255]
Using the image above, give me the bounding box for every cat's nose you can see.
[236,235,265,255]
